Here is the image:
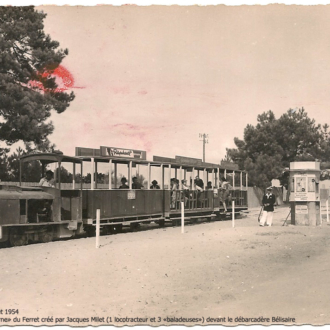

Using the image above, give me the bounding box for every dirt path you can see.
[1,206,330,326]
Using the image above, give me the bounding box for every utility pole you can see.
[199,133,208,162]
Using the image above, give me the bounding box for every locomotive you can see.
[0,146,248,246]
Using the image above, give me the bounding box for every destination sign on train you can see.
[100,146,146,160]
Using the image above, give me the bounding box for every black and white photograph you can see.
[1,0,330,326]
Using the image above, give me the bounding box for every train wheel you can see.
[171,219,177,226]
[39,229,54,243]
[114,224,123,233]
[158,219,165,227]
[9,228,27,247]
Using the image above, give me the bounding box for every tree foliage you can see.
[0,6,74,152]
[227,108,330,188]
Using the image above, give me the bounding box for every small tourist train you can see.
[0,146,248,246]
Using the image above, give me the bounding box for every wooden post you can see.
[181,202,184,234]
[95,161,98,189]
[160,164,164,189]
[232,200,235,228]
[96,209,100,248]
[58,161,61,191]
[179,166,183,190]
[148,163,151,190]
[81,161,83,190]
[73,163,76,190]
[168,164,171,190]
[128,161,132,188]
[114,162,118,188]
[91,158,95,190]
[109,159,112,190]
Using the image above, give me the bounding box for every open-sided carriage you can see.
[0,146,248,246]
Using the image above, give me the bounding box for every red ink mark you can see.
[138,90,147,95]
[29,65,83,93]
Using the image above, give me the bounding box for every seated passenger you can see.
[119,177,129,189]
[132,176,143,189]
[39,170,55,187]
[206,181,213,190]
[150,180,160,189]
[194,176,204,191]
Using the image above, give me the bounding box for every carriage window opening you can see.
[20,199,26,215]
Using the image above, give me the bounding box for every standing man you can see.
[260,186,276,227]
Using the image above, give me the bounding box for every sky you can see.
[24,2,330,164]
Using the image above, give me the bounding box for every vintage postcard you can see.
[0,1,329,327]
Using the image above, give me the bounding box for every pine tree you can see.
[227,108,329,188]
[0,6,74,153]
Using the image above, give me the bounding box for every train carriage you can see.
[76,146,248,231]
[0,145,248,246]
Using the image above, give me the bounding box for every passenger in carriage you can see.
[194,176,204,207]
[150,180,160,189]
[132,176,143,189]
[119,177,129,189]
[170,178,178,208]
[206,181,213,190]
[181,179,190,206]
[194,176,204,191]
[220,177,231,212]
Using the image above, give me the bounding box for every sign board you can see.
[175,155,202,166]
[295,191,308,201]
[294,176,308,201]
[100,146,146,160]
[153,156,175,163]
[295,205,308,214]
[75,147,100,157]
[220,161,239,171]
[127,190,136,200]
[213,188,218,197]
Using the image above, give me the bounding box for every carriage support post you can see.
[181,202,185,234]
[232,200,235,228]
[96,209,100,248]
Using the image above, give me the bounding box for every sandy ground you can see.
[1,205,330,326]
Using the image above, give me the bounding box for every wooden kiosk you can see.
[289,161,321,226]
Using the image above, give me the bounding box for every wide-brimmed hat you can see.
[152,180,158,184]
